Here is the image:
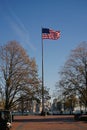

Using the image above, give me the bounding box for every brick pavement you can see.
[11,115,87,130]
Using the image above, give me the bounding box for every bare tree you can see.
[56,42,87,110]
[0,41,40,110]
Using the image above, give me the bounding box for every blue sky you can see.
[0,0,87,98]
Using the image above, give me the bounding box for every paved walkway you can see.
[11,115,87,130]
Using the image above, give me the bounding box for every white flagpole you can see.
[41,28,45,115]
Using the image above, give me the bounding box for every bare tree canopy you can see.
[56,42,87,108]
[0,41,40,110]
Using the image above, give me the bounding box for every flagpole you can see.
[41,28,45,115]
[41,28,60,115]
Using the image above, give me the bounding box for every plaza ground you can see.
[11,115,87,130]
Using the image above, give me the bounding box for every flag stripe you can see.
[42,28,60,40]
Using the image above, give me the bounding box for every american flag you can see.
[42,28,60,40]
